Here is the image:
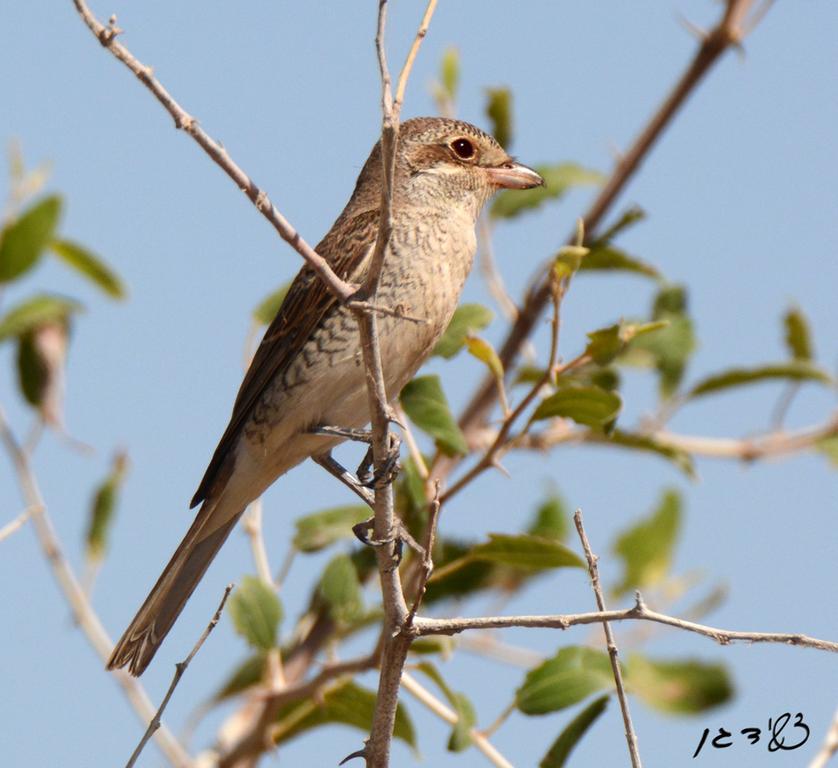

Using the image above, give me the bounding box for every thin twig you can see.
[409,598,838,653]
[0,503,39,543]
[406,481,441,624]
[574,509,642,768]
[400,672,514,768]
[393,0,438,111]
[243,499,272,585]
[809,707,838,768]
[70,0,353,302]
[0,408,192,768]
[125,585,233,768]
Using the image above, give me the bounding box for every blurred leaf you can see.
[400,375,468,456]
[527,493,569,542]
[16,332,49,408]
[48,239,125,299]
[626,654,733,714]
[253,281,291,325]
[85,451,128,561]
[0,195,62,282]
[579,245,660,279]
[319,554,363,624]
[783,306,813,361]
[553,245,588,280]
[622,287,696,397]
[595,205,647,243]
[466,335,504,380]
[601,429,695,479]
[539,696,609,768]
[687,361,832,400]
[228,576,283,650]
[485,87,513,149]
[423,538,495,603]
[433,303,493,358]
[416,662,476,752]
[517,647,613,715]
[0,294,81,343]
[585,321,668,366]
[532,386,621,429]
[212,652,267,702]
[440,47,459,101]
[817,436,838,469]
[612,489,681,597]
[409,636,455,658]
[433,533,583,582]
[292,505,369,553]
[491,164,603,220]
[273,680,416,750]
[399,455,429,514]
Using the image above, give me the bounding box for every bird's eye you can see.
[451,138,475,160]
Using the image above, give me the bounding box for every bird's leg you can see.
[309,425,373,443]
[351,517,425,561]
[312,453,375,509]
[309,422,402,489]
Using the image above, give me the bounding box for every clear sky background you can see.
[1,1,837,766]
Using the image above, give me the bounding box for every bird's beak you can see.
[485,161,544,190]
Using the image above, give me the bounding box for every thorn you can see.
[676,13,708,42]
[490,457,511,478]
[339,747,367,765]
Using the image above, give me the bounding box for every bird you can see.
[107,116,543,676]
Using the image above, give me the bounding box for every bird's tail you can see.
[107,499,243,676]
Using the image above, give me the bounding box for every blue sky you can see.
[1,1,837,766]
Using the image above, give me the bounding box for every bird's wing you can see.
[191,208,379,507]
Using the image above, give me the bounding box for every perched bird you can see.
[107,117,543,675]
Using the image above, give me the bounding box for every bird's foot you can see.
[357,432,401,489]
[351,517,425,562]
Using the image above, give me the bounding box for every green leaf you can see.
[783,306,813,361]
[491,164,604,220]
[212,652,268,702]
[432,303,493,358]
[292,505,369,553]
[0,294,82,343]
[423,538,496,603]
[253,281,291,325]
[440,47,459,101]
[434,534,584,582]
[516,647,613,715]
[553,246,588,280]
[612,489,681,597]
[85,452,128,561]
[585,321,670,366]
[400,374,468,456]
[415,662,476,752]
[485,87,513,150]
[817,435,838,469]
[579,245,660,279]
[539,696,609,768]
[409,636,455,657]
[595,205,647,243]
[319,554,363,624]
[465,335,504,380]
[16,333,49,408]
[527,493,570,542]
[273,680,417,750]
[228,576,283,650]
[48,239,125,299]
[687,361,832,400]
[532,386,621,429]
[601,429,695,479]
[626,654,733,714]
[0,195,62,282]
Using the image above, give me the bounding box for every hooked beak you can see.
[485,161,544,190]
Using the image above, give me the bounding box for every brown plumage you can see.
[107,117,543,676]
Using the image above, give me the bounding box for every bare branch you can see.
[70,0,353,302]
[574,509,642,768]
[393,0,439,111]
[0,408,192,768]
[809,707,838,768]
[125,585,233,768]
[410,600,838,653]
[401,672,514,768]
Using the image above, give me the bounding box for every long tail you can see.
[107,499,243,676]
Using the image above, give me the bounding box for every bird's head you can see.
[350,117,543,218]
